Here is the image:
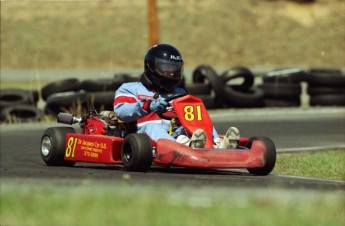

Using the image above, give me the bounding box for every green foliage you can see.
[274,150,345,181]
[1,182,344,226]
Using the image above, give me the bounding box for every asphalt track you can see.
[1,108,344,190]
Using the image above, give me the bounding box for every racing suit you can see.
[113,82,220,142]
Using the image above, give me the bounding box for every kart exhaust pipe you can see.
[57,113,81,125]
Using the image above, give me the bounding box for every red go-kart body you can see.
[40,94,276,175]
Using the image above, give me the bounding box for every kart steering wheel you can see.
[157,92,188,120]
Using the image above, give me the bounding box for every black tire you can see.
[263,68,307,83]
[260,83,302,97]
[121,133,153,172]
[223,85,265,108]
[310,94,345,106]
[185,83,211,95]
[191,65,228,106]
[41,79,81,100]
[193,65,227,101]
[246,137,276,176]
[264,96,301,107]
[192,65,209,83]
[40,127,76,166]
[86,91,115,111]
[81,79,122,92]
[220,66,254,89]
[114,73,140,83]
[45,91,88,115]
[307,72,345,87]
[0,89,38,108]
[307,86,345,95]
[309,68,343,76]
[0,105,44,122]
[195,94,221,109]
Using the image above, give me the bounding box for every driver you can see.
[103,44,240,149]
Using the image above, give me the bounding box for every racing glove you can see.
[149,98,168,114]
[100,111,118,121]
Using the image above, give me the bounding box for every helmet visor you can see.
[154,58,183,78]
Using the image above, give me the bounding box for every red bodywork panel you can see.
[154,139,265,168]
[64,117,124,164]
[172,95,214,148]
[64,133,123,164]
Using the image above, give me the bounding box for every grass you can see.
[1,180,344,226]
[274,150,345,181]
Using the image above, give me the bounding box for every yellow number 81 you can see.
[65,137,78,158]
[183,105,202,121]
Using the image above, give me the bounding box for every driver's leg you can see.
[216,127,240,149]
[176,129,206,148]
[138,123,174,142]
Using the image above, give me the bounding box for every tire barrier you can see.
[81,79,122,92]
[0,105,44,122]
[196,94,220,109]
[80,73,140,92]
[114,73,141,83]
[44,91,115,116]
[189,65,226,108]
[223,85,265,108]
[185,83,211,95]
[309,94,345,106]
[306,69,345,106]
[221,67,264,108]
[2,67,344,124]
[41,73,139,116]
[45,91,88,116]
[41,78,81,100]
[189,65,264,108]
[262,68,307,84]
[0,89,39,108]
[261,68,307,107]
[307,86,345,96]
[220,66,254,89]
[86,91,115,112]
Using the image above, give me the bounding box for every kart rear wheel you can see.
[121,134,153,172]
[40,127,76,166]
[246,137,276,175]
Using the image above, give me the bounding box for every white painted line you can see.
[278,145,345,153]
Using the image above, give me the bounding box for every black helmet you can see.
[143,44,184,92]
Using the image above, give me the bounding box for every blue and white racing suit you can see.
[113,82,219,142]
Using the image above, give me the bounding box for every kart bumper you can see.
[154,139,266,169]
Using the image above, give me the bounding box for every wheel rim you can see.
[122,144,133,163]
[41,136,52,157]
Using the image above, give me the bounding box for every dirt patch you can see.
[1,0,344,69]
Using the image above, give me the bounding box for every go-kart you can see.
[40,93,276,175]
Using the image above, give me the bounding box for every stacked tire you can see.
[82,73,139,112]
[306,69,345,106]
[43,78,85,116]
[261,68,307,107]
[186,65,222,109]
[0,89,43,122]
[43,74,140,116]
[186,65,264,108]
[220,66,264,108]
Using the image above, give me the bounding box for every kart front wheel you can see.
[121,134,153,172]
[246,136,276,175]
[40,127,76,166]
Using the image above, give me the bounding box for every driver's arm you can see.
[113,83,151,122]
